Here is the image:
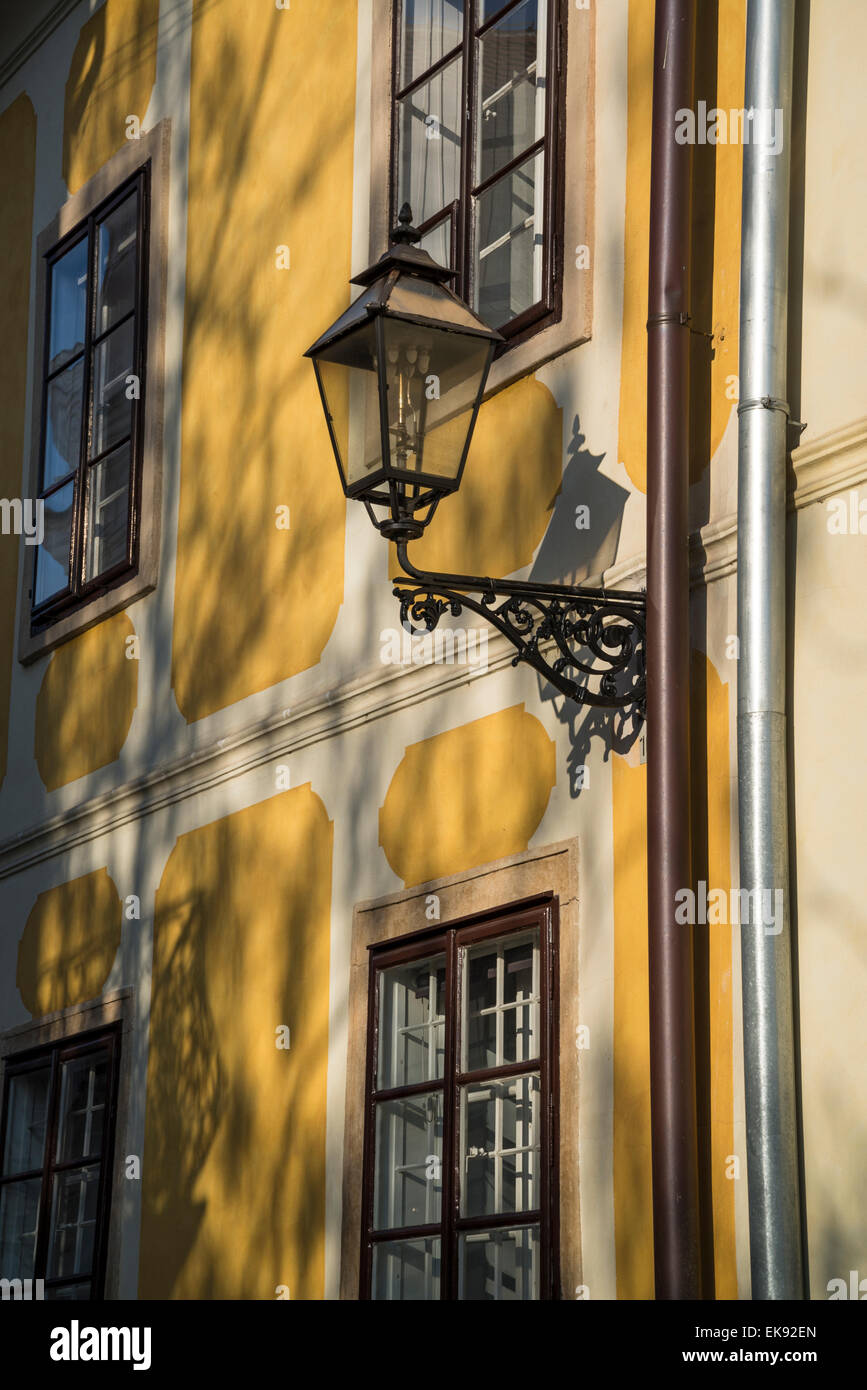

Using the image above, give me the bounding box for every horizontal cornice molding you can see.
[0,0,82,92]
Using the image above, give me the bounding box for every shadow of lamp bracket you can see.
[305,204,646,715]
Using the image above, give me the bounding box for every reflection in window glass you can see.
[474,149,545,326]
[477,0,545,185]
[57,1055,108,1163]
[48,239,87,374]
[43,359,83,488]
[375,1091,443,1230]
[464,929,540,1071]
[459,1224,539,1299]
[461,1073,540,1217]
[400,0,464,88]
[0,1178,42,1280]
[372,1236,441,1300]
[48,1165,100,1279]
[378,955,446,1089]
[85,444,131,581]
[34,482,74,607]
[2,1069,50,1176]
[96,194,137,336]
[397,55,463,229]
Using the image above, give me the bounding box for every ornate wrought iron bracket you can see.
[392,542,646,713]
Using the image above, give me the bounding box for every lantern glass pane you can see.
[313,320,386,488]
[381,317,490,482]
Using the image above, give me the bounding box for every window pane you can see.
[474,147,545,325]
[503,935,539,1064]
[43,357,83,487]
[95,191,137,336]
[480,0,516,22]
[463,929,540,1070]
[477,0,546,185]
[85,443,131,581]
[2,1068,50,1176]
[48,238,88,374]
[372,1236,441,1300]
[458,1224,539,1299]
[378,955,446,1089]
[397,54,463,228]
[56,1054,108,1164]
[34,481,74,606]
[465,942,498,1070]
[46,1281,91,1300]
[461,1073,540,1217]
[0,1178,42,1279]
[91,317,135,458]
[418,216,452,270]
[48,1164,100,1279]
[374,1091,443,1230]
[400,0,464,88]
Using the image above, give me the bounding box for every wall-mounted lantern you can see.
[306,206,646,712]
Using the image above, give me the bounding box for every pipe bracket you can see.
[737,395,790,417]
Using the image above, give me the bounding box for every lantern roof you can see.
[304,205,503,358]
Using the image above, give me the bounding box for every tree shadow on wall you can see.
[529,414,642,797]
[139,885,222,1294]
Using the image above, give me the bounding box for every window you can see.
[361,901,557,1299]
[0,1028,120,1300]
[20,121,169,664]
[392,0,565,345]
[32,173,147,626]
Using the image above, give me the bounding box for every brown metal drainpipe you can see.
[646,0,701,1299]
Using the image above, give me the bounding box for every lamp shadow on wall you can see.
[529,413,640,800]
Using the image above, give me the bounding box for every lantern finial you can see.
[391,203,421,246]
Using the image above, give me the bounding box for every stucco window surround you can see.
[18,120,171,665]
[341,838,581,1300]
[0,988,133,1301]
[369,2,593,398]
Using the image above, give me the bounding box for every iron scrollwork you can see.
[392,542,646,713]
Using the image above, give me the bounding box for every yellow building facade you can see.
[0,0,864,1301]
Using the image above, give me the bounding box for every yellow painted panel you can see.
[691,649,736,1296]
[396,376,563,577]
[379,705,556,887]
[17,868,121,1017]
[618,0,745,489]
[139,785,332,1299]
[34,611,138,791]
[63,0,159,194]
[611,755,654,1298]
[617,0,654,494]
[0,94,36,790]
[172,0,356,721]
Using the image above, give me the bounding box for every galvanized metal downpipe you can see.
[646,0,701,1300]
[737,0,804,1300]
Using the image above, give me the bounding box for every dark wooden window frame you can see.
[31,169,150,634]
[390,0,568,355]
[0,1024,121,1300]
[360,896,559,1300]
